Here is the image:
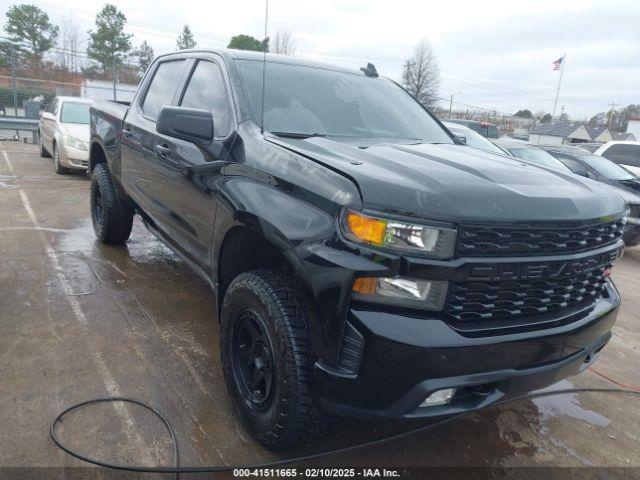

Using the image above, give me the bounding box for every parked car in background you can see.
[447,119,499,138]
[39,96,92,174]
[595,141,640,176]
[572,143,602,153]
[442,121,507,155]
[493,138,571,171]
[541,145,640,246]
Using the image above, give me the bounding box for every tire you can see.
[53,143,70,174]
[220,270,329,449]
[91,163,134,244]
[39,132,50,158]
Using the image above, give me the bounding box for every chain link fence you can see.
[431,97,535,138]
[0,73,138,143]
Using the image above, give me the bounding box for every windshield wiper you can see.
[269,131,328,139]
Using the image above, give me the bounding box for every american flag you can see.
[552,56,564,71]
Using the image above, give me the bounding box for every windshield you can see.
[236,60,453,143]
[446,124,505,155]
[581,155,635,180]
[510,147,572,171]
[60,102,90,124]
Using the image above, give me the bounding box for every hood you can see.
[270,137,627,223]
[60,123,90,142]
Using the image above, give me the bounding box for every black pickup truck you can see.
[89,49,627,449]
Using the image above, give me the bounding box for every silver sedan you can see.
[39,96,92,174]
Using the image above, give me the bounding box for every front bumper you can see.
[59,144,89,170]
[315,281,620,419]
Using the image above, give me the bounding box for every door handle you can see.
[122,128,133,138]
[154,144,171,158]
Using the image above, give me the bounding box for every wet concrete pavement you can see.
[1,142,639,478]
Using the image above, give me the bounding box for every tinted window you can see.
[181,61,232,137]
[60,102,90,124]
[555,156,591,177]
[602,144,640,168]
[509,148,572,171]
[581,155,635,180]
[142,60,186,119]
[236,60,452,144]
[486,124,499,139]
[446,124,505,155]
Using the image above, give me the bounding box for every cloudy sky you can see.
[2,0,639,119]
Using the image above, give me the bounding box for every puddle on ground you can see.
[0,174,16,189]
[533,379,611,428]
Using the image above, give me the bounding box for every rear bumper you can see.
[315,281,620,419]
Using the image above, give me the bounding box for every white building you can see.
[585,125,613,143]
[627,115,640,140]
[528,123,591,145]
[81,79,138,102]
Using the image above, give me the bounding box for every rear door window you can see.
[141,60,187,120]
[602,144,640,168]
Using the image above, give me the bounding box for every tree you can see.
[227,34,268,52]
[4,4,59,63]
[540,113,552,124]
[401,39,440,109]
[271,29,296,55]
[176,25,196,50]
[514,109,533,119]
[57,17,84,73]
[87,4,132,74]
[133,40,154,73]
[559,112,570,122]
[619,104,640,132]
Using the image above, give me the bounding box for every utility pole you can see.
[608,102,618,130]
[448,92,462,119]
[560,105,565,120]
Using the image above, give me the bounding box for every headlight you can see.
[352,276,448,310]
[63,135,88,151]
[341,209,457,258]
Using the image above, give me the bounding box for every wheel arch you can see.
[89,141,107,173]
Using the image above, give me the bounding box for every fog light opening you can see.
[420,388,456,407]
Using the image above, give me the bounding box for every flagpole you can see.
[552,54,566,120]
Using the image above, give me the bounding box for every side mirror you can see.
[157,106,213,145]
[40,111,55,121]
[455,135,467,145]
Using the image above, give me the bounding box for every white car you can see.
[594,141,640,176]
[39,96,92,174]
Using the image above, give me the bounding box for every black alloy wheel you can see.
[232,309,276,409]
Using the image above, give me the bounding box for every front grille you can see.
[445,251,617,322]
[457,219,625,257]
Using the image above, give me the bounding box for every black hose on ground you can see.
[50,387,640,477]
